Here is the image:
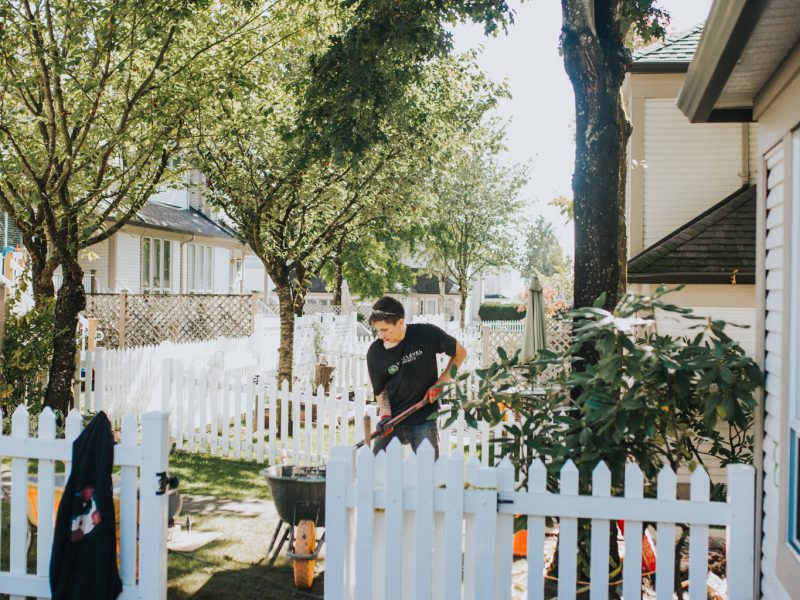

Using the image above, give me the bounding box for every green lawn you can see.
[168,451,273,501]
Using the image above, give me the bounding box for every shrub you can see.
[478,302,524,322]
[0,294,56,414]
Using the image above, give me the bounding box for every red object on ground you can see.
[617,520,657,572]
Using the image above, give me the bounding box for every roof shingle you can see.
[628,185,756,284]
[631,23,704,71]
[129,201,235,239]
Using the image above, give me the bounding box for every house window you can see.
[188,243,213,292]
[142,237,171,293]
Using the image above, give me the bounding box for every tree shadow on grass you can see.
[168,559,325,600]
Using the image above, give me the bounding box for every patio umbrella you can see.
[520,276,547,363]
[340,279,352,314]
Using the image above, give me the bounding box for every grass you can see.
[167,451,324,599]
[168,451,273,501]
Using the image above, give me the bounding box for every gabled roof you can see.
[631,23,704,73]
[409,269,459,295]
[628,185,756,284]
[129,201,235,239]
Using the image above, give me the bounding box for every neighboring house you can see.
[677,1,800,597]
[302,270,461,319]
[53,172,255,295]
[468,265,526,322]
[624,23,758,356]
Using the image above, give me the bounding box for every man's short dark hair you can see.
[369,296,405,325]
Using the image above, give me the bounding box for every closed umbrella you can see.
[521,276,547,363]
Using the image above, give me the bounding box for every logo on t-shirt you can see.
[402,349,423,364]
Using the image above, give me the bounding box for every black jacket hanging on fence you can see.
[50,411,122,600]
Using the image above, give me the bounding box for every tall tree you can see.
[192,13,499,382]
[426,125,527,328]
[0,0,252,412]
[519,215,568,280]
[560,1,668,311]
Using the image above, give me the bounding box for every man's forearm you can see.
[377,390,391,417]
[436,343,467,386]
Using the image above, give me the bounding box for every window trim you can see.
[188,243,214,293]
[142,236,172,293]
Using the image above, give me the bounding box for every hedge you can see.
[478,302,525,322]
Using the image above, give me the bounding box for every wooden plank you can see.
[139,412,170,600]
[35,409,57,579]
[384,440,404,600]
[325,446,353,600]
[292,386,301,462]
[119,414,138,587]
[622,463,644,600]
[688,468,710,600]
[233,372,242,459]
[316,385,326,462]
[401,452,418,600]
[494,459,514,600]
[655,465,677,600]
[303,387,313,464]
[557,460,579,600]
[10,406,29,600]
[64,409,83,481]
[280,380,290,457]
[470,467,497,600]
[414,441,435,600]
[208,368,219,456]
[256,379,266,464]
[268,383,277,464]
[590,462,611,600]
[372,451,388,600]
[354,448,375,600]
[245,373,255,460]
[527,460,547,600]
[441,454,464,600]
[174,363,184,450]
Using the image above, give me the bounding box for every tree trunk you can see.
[332,254,344,307]
[459,277,468,330]
[44,257,85,414]
[561,1,630,313]
[275,281,295,387]
[22,233,56,301]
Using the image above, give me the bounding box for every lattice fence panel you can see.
[84,294,254,348]
[84,295,122,348]
[479,321,572,369]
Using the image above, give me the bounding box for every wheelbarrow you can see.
[261,465,325,589]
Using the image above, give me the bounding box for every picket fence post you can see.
[325,446,354,600]
[727,464,755,600]
[139,411,170,600]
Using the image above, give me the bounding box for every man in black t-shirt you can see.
[366,296,467,458]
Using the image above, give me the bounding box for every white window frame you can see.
[789,131,800,555]
[188,243,214,293]
[142,236,171,293]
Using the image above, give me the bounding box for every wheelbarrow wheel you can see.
[293,519,316,589]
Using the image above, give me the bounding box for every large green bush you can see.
[0,294,56,414]
[478,302,524,322]
[445,286,761,594]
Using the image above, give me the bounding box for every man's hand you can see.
[424,385,443,403]
[376,414,394,437]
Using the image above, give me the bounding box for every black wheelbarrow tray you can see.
[261,465,326,589]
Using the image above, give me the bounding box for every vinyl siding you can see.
[115,232,141,293]
[79,238,110,292]
[643,99,744,246]
[760,146,793,600]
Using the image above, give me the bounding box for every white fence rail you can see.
[325,444,755,600]
[0,407,170,600]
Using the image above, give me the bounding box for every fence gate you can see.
[0,408,171,600]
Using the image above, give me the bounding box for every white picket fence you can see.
[164,360,379,464]
[0,407,170,600]
[325,443,755,600]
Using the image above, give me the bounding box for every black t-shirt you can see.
[367,323,457,426]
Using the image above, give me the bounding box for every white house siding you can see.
[213,246,231,294]
[749,124,760,185]
[79,238,110,292]
[653,306,756,356]
[760,145,793,600]
[643,99,744,246]
[114,232,141,293]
